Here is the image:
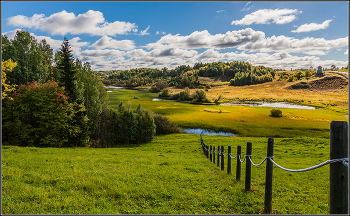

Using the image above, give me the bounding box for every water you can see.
[105,86,124,89]
[220,101,316,110]
[152,98,171,101]
[182,128,236,137]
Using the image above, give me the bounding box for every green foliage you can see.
[179,87,192,101]
[1,31,54,86]
[229,72,273,86]
[270,109,282,117]
[159,89,170,98]
[152,113,182,135]
[99,103,156,146]
[150,80,168,93]
[192,89,208,102]
[75,60,109,142]
[2,81,79,147]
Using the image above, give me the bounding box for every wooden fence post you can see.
[264,137,274,214]
[213,146,216,164]
[330,121,348,214]
[245,142,252,191]
[210,145,212,162]
[236,145,241,181]
[206,145,209,158]
[221,146,225,171]
[217,145,220,167]
[227,146,232,174]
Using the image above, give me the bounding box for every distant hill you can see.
[284,75,348,91]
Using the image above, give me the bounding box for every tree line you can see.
[100,60,277,89]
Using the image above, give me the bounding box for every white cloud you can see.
[89,35,135,50]
[292,19,332,33]
[345,49,348,55]
[139,25,150,35]
[146,28,265,49]
[7,10,138,36]
[2,28,23,40]
[238,35,348,55]
[80,49,125,57]
[156,31,166,35]
[240,2,251,11]
[216,10,225,13]
[231,9,301,25]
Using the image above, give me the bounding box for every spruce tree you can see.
[56,37,88,146]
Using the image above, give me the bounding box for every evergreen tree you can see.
[56,37,88,146]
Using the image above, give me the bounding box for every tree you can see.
[2,81,79,147]
[1,31,54,86]
[331,64,336,71]
[2,59,17,99]
[56,38,88,146]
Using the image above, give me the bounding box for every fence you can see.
[200,121,348,214]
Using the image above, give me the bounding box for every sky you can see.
[1,1,349,71]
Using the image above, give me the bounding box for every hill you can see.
[284,75,348,91]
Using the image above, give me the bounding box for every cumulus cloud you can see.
[146,28,265,49]
[345,49,348,55]
[292,19,332,33]
[7,10,138,36]
[238,35,348,55]
[231,9,301,25]
[89,35,135,50]
[80,49,125,57]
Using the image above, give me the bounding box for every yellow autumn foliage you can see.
[2,59,17,99]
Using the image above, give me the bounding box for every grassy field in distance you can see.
[107,85,347,138]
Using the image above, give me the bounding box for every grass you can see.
[107,88,347,138]
[2,134,331,214]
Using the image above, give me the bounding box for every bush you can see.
[270,109,282,117]
[2,81,80,147]
[179,87,192,101]
[152,114,182,135]
[192,89,207,102]
[159,89,170,98]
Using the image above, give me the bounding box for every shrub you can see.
[270,109,282,117]
[179,87,192,101]
[159,89,170,98]
[169,93,180,100]
[152,114,182,135]
[192,89,207,102]
[2,81,80,147]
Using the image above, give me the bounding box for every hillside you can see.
[284,75,348,91]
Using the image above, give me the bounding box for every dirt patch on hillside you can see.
[284,75,348,91]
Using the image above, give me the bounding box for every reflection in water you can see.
[220,101,316,110]
[182,128,236,136]
[105,86,124,89]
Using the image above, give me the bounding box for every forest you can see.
[2,30,172,148]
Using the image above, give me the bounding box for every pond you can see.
[219,101,316,110]
[182,128,237,137]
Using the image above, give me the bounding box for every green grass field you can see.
[2,134,331,214]
[107,88,347,138]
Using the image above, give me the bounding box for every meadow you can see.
[2,78,347,214]
[107,86,347,138]
[2,134,331,214]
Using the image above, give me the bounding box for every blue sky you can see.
[1,1,349,71]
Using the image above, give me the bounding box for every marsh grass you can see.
[107,88,347,138]
[2,135,331,214]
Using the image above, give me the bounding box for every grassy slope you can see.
[107,88,347,138]
[2,134,330,214]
